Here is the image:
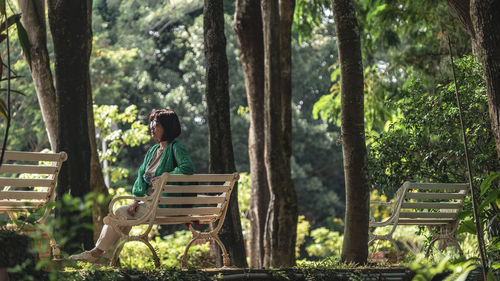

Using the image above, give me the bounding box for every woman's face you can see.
[150,120,164,143]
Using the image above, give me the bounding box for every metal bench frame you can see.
[103,172,239,268]
[369,181,468,260]
[0,151,67,260]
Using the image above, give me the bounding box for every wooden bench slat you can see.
[0,164,58,175]
[404,192,466,200]
[0,200,45,207]
[0,191,49,200]
[155,215,219,224]
[397,218,456,225]
[401,202,463,209]
[158,196,226,205]
[162,174,237,182]
[162,185,230,193]
[156,207,222,216]
[1,151,64,162]
[408,183,469,191]
[399,211,457,219]
[0,178,54,187]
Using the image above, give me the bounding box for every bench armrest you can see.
[370,201,393,206]
[107,195,154,213]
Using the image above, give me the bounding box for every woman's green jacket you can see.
[132,140,194,197]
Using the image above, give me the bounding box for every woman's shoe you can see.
[69,251,100,263]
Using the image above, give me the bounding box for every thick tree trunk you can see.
[84,0,110,242]
[234,0,268,268]
[204,0,248,268]
[18,0,58,151]
[470,0,500,164]
[447,0,500,164]
[48,0,93,252]
[262,0,297,268]
[332,0,370,264]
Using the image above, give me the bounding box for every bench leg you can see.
[181,235,197,269]
[212,235,230,267]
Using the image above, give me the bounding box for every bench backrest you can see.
[396,181,468,225]
[151,173,239,226]
[0,151,67,220]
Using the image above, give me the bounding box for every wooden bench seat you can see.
[103,172,239,268]
[369,181,468,261]
[0,151,67,259]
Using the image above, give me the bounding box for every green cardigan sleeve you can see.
[170,141,194,175]
[132,144,158,197]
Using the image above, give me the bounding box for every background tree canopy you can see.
[1,0,498,266]
[3,0,345,231]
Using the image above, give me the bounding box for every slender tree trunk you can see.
[447,0,500,164]
[234,0,268,268]
[18,0,58,151]
[85,0,110,242]
[262,0,297,268]
[332,0,370,264]
[48,0,93,252]
[204,0,247,268]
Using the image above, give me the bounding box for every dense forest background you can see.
[2,0,499,266]
[6,0,344,230]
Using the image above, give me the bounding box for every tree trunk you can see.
[234,0,268,268]
[18,0,58,151]
[204,0,248,268]
[84,0,110,242]
[470,0,500,164]
[48,0,93,252]
[447,0,500,164]
[262,0,297,268]
[332,0,370,264]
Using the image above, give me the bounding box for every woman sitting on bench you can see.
[69,108,194,263]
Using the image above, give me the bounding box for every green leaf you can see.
[16,21,31,69]
[366,4,387,23]
[457,219,476,235]
[478,188,500,211]
[0,14,21,34]
[480,172,500,196]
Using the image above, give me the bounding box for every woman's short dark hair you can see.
[149,109,181,142]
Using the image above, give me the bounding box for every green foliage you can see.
[368,56,497,191]
[293,0,331,44]
[93,104,149,186]
[305,227,343,259]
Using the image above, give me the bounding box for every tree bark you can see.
[18,0,58,151]
[48,0,93,252]
[447,0,500,164]
[204,0,248,268]
[262,0,297,268]
[85,0,110,242]
[470,0,500,164]
[234,0,268,268]
[332,0,370,264]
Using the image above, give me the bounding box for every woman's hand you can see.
[127,200,140,217]
[151,176,161,185]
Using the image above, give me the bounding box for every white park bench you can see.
[0,150,68,259]
[103,172,239,268]
[369,181,468,261]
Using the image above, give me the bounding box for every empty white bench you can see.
[103,172,239,268]
[0,150,67,259]
[369,181,468,261]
